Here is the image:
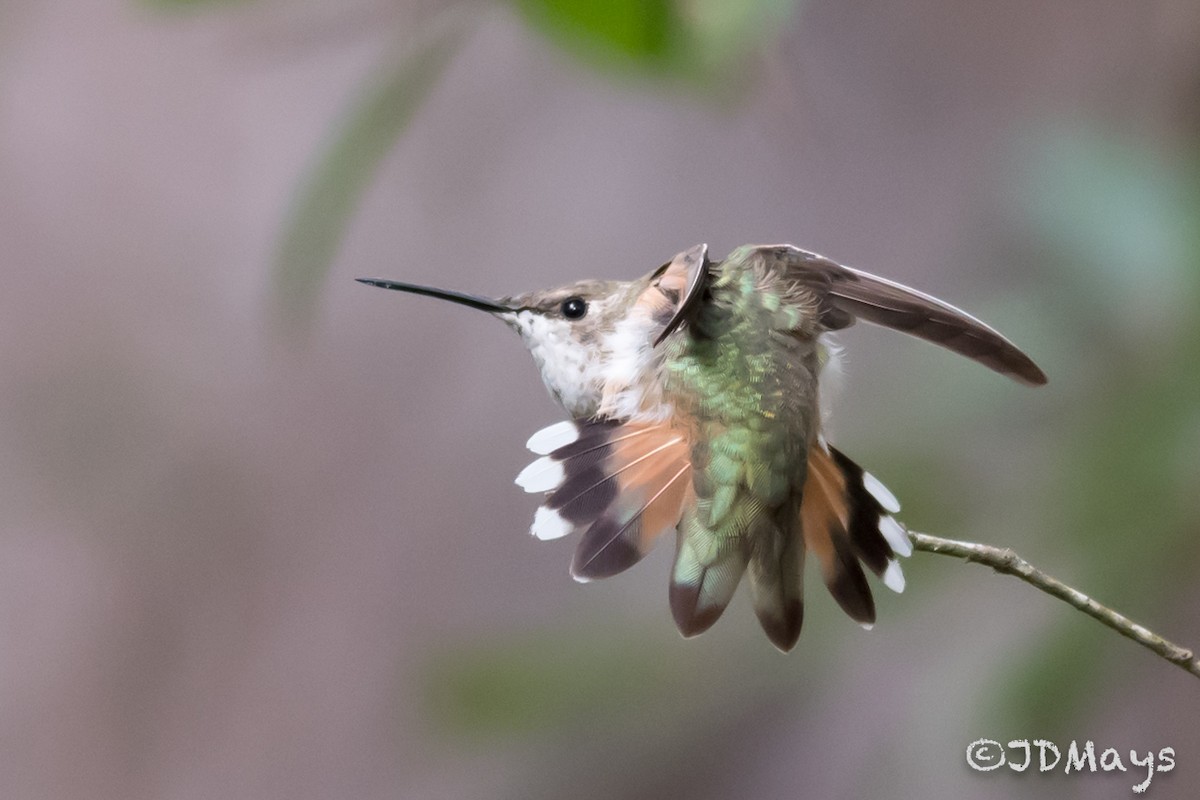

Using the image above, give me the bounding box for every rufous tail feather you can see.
[801,441,908,629]
[517,419,692,581]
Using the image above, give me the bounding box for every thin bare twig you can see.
[909,531,1200,681]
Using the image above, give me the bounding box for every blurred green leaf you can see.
[1019,125,1200,322]
[272,15,467,332]
[514,0,677,63]
[512,0,801,82]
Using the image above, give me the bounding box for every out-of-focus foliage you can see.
[272,13,466,330]
[423,626,826,800]
[513,0,679,69]
[253,0,800,330]
[997,125,1200,734]
[423,623,817,741]
[1021,126,1200,330]
[512,0,799,80]
[425,629,685,737]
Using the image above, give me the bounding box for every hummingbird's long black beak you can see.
[356,278,513,314]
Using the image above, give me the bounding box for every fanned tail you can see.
[517,419,692,581]
[518,421,911,648]
[801,440,910,628]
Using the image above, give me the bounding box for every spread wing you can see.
[748,244,1048,386]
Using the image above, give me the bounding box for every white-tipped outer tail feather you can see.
[526,421,579,455]
[531,506,572,541]
[802,443,913,628]
[515,456,565,493]
[879,515,912,557]
[883,559,906,593]
[864,472,901,513]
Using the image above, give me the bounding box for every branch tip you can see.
[908,531,1200,681]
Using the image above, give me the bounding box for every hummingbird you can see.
[358,244,1046,651]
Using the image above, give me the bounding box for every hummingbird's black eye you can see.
[560,296,588,320]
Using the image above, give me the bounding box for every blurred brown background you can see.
[2,1,1199,798]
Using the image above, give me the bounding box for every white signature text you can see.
[966,738,1175,794]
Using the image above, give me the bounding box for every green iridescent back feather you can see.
[662,250,821,639]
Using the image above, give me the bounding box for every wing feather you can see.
[751,244,1047,386]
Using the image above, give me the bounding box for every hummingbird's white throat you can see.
[506,308,609,418]
[505,288,671,423]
